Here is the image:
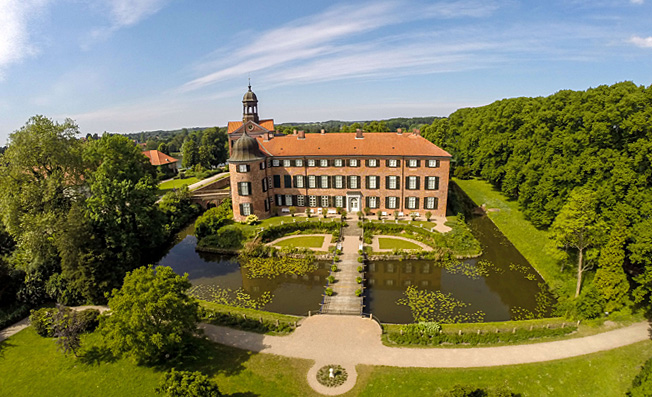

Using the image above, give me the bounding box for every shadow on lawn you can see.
[0,338,15,359]
[169,336,256,378]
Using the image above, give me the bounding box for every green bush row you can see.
[259,220,342,243]
[29,307,100,337]
[202,309,295,335]
[386,324,577,346]
[0,303,31,330]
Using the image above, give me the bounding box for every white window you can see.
[307,159,316,167]
[272,159,280,167]
[334,175,344,189]
[295,159,303,167]
[388,159,398,167]
[308,175,316,188]
[276,195,283,206]
[262,178,268,192]
[309,195,317,207]
[321,196,330,207]
[428,159,439,168]
[368,196,378,209]
[285,194,293,206]
[242,203,252,216]
[238,164,248,172]
[388,196,398,209]
[320,159,328,167]
[408,159,418,168]
[239,182,250,196]
[368,159,378,167]
[334,159,343,167]
[283,159,291,167]
[295,175,304,188]
[368,176,378,189]
[335,196,344,208]
[349,159,358,167]
[321,175,329,188]
[388,176,398,189]
[407,176,418,190]
[297,195,305,206]
[260,161,266,169]
[348,175,359,189]
[426,176,438,190]
[406,197,417,209]
[425,197,438,209]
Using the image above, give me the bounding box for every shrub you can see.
[194,201,232,239]
[76,308,100,332]
[198,226,245,249]
[156,369,222,396]
[327,275,335,284]
[364,207,372,216]
[202,310,294,335]
[316,365,348,388]
[331,264,338,272]
[355,289,362,297]
[288,206,296,217]
[244,214,259,225]
[325,288,333,296]
[357,257,364,263]
[425,211,432,221]
[356,276,362,284]
[305,208,311,218]
[333,255,340,262]
[357,266,364,272]
[30,307,57,337]
[628,356,652,397]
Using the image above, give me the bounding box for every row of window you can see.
[267,175,439,191]
[236,158,440,172]
[272,194,439,210]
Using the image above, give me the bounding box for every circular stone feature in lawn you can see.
[316,364,348,387]
[274,235,325,248]
[377,236,422,250]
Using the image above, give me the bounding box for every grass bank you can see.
[452,178,570,292]
[274,235,326,248]
[199,300,302,335]
[157,176,201,193]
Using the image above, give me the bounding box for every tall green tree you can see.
[550,188,603,297]
[594,223,630,312]
[182,138,199,169]
[100,266,200,364]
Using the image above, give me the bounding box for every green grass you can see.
[2,326,650,396]
[0,327,318,397]
[354,340,652,396]
[231,215,337,238]
[377,237,422,250]
[157,177,201,193]
[200,300,302,333]
[274,235,325,248]
[453,178,569,291]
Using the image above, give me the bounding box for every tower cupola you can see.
[242,82,259,123]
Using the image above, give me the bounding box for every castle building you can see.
[227,85,451,222]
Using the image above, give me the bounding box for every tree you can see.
[156,369,222,397]
[100,266,200,364]
[158,142,169,155]
[52,304,83,357]
[182,138,199,169]
[594,223,630,312]
[550,188,603,297]
[194,199,232,239]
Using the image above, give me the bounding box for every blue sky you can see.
[1,0,651,144]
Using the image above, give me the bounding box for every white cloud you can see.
[0,0,49,79]
[631,0,644,4]
[628,35,652,48]
[86,0,169,46]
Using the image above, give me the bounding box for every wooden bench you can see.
[281,208,290,213]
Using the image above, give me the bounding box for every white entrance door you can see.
[349,197,360,213]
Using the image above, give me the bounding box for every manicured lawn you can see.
[377,237,422,250]
[452,178,570,292]
[1,326,650,396]
[157,177,201,193]
[274,235,325,248]
[0,327,318,397]
[355,340,652,396]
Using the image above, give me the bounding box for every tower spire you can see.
[242,82,259,123]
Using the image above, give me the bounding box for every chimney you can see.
[321,129,325,134]
[397,128,403,135]
[298,130,305,139]
[412,128,421,136]
[355,129,363,139]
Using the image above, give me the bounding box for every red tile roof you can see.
[257,132,451,158]
[143,150,179,166]
[227,119,274,133]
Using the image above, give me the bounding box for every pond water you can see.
[157,224,326,316]
[158,183,552,323]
